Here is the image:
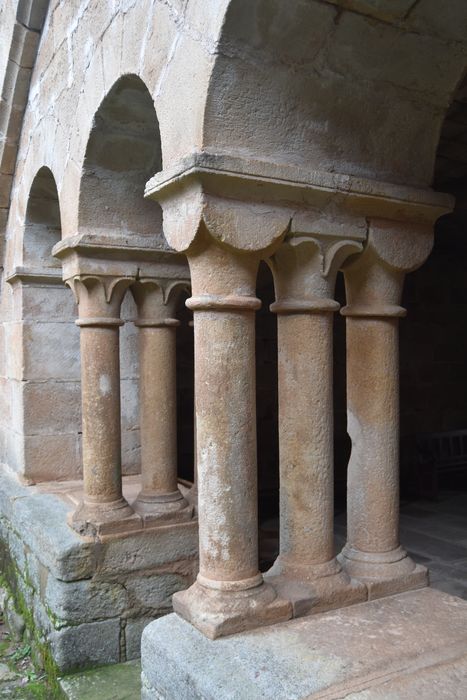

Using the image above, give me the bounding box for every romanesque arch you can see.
[22,165,61,272]
[78,73,164,242]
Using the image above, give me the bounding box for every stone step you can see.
[59,660,141,700]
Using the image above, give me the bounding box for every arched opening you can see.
[79,74,163,240]
[78,74,187,482]
[23,166,61,270]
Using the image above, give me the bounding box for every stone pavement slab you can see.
[59,660,141,700]
[141,588,467,699]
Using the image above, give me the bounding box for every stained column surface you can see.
[276,312,336,571]
[80,322,124,506]
[345,317,400,555]
[138,322,179,497]
[172,243,292,637]
[69,276,135,533]
[194,305,260,586]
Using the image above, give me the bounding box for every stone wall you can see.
[0,466,198,673]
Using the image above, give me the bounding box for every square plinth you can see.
[141,587,467,699]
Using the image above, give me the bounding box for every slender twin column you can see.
[67,272,191,535]
[172,240,292,638]
[339,220,433,596]
[131,279,191,521]
[265,236,366,614]
[68,275,136,535]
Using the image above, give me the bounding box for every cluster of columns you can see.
[168,219,433,637]
[141,157,443,639]
[56,157,443,638]
[65,271,193,536]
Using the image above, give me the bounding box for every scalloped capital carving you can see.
[269,235,362,311]
[157,184,290,255]
[131,277,190,323]
[67,274,133,320]
[342,219,434,316]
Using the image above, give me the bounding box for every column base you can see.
[338,544,428,599]
[172,578,292,639]
[69,498,141,537]
[265,556,367,617]
[132,490,194,524]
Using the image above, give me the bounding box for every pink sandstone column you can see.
[69,274,135,535]
[339,220,433,597]
[265,237,366,615]
[172,241,292,638]
[131,280,191,521]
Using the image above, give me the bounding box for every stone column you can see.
[131,279,192,522]
[339,220,433,597]
[265,236,366,616]
[172,240,292,638]
[67,274,137,535]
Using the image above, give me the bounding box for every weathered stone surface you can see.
[95,521,198,576]
[50,619,121,673]
[125,617,154,661]
[44,578,128,625]
[12,491,95,581]
[125,573,188,612]
[142,588,467,699]
[0,467,197,670]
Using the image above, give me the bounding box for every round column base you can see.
[132,490,194,523]
[173,578,292,639]
[338,544,428,599]
[69,497,140,537]
[265,555,367,617]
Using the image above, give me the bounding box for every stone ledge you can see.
[141,587,467,699]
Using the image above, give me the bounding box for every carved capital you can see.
[67,274,133,326]
[146,152,451,258]
[342,219,434,317]
[131,277,190,326]
[184,239,261,312]
[269,235,362,314]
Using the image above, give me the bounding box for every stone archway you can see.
[78,73,164,242]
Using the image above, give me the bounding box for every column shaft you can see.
[346,317,399,554]
[172,243,292,638]
[139,325,177,494]
[68,274,136,535]
[131,279,191,522]
[338,218,433,596]
[195,307,258,585]
[80,323,123,505]
[277,312,335,568]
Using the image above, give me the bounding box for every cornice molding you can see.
[146,152,452,227]
[52,233,190,285]
[6,266,63,286]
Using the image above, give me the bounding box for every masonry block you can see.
[49,619,121,673]
[0,467,198,671]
